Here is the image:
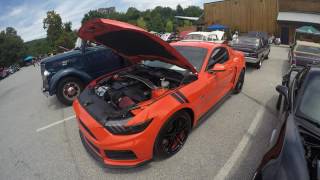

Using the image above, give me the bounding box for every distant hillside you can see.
[24,38,52,56]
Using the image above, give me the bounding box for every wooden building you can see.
[204,0,320,44]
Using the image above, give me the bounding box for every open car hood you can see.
[78,18,197,73]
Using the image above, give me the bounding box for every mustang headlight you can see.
[105,119,152,135]
[43,70,51,77]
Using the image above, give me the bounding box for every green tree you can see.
[148,13,164,32]
[0,27,25,67]
[82,10,105,24]
[183,20,192,27]
[165,20,173,32]
[126,7,140,20]
[24,38,52,56]
[43,11,63,47]
[176,4,184,16]
[55,31,77,51]
[137,17,147,29]
[81,5,203,32]
[64,22,72,32]
[184,6,203,17]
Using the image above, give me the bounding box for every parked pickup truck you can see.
[289,40,320,66]
[40,46,129,105]
[230,35,270,69]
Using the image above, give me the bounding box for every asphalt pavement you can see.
[0,46,289,180]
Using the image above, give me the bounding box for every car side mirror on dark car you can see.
[209,63,226,74]
[276,85,289,110]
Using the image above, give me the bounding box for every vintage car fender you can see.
[49,68,92,95]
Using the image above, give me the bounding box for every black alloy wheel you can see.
[233,69,245,94]
[154,111,192,159]
[56,77,84,106]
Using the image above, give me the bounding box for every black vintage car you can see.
[230,35,270,69]
[41,46,128,105]
[289,40,320,67]
[253,65,320,180]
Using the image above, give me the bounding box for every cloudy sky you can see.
[0,0,214,42]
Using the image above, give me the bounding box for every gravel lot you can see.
[0,46,289,180]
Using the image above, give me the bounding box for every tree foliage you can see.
[137,17,147,29]
[43,11,63,47]
[82,4,203,33]
[0,27,25,67]
[165,20,174,32]
[42,11,77,52]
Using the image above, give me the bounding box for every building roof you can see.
[175,16,199,21]
[204,0,224,4]
[277,12,320,25]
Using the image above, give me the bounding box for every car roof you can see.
[170,41,221,50]
[41,46,107,64]
[188,31,211,36]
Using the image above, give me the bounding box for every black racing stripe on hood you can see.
[95,30,176,60]
[176,91,189,103]
[171,91,188,104]
[171,93,185,104]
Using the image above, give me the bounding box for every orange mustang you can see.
[73,18,246,167]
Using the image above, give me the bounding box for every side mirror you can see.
[209,63,226,73]
[276,85,289,104]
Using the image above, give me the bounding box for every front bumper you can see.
[73,99,155,167]
[245,57,260,64]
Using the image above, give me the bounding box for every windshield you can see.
[184,34,205,41]
[231,37,260,46]
[208,34,218,41]
[174,46,208,71]
[296,45,320,55]
[297,76,320,124]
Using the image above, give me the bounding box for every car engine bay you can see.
[78,65,190,122]
[94,65,183,110]
[301,131,320,180]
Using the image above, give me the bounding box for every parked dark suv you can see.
[230,33,270,69]
[41,46,128,105]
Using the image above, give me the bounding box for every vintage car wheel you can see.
[233,69,245,94]
[56,77,84,106]
[154,111,192,159]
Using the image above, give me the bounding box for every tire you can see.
[256,58,263,69]
[154,111,192,159]
[233,69,245,94]
[265,50,270,59]
[56,77,84,106]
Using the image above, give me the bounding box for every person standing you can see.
[232,31,239,40]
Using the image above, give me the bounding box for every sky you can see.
[0,0,214,42]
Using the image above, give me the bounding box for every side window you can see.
[207,47,229,70]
